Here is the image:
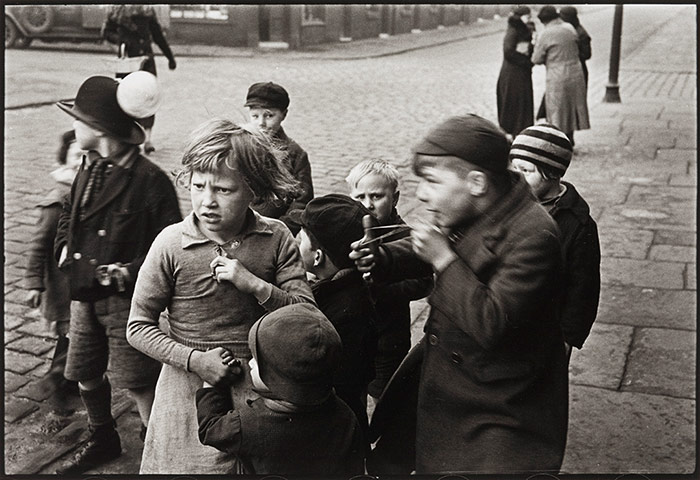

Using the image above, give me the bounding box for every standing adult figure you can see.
[559,6,592,86]
[532,5,589,146]
[496,5,535,140]
[102,4,177,154]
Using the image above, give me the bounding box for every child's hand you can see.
[190,347,238,387]
[25,290,42,309]
[411,221,458,273]
[210,256,271,302]
[349,239,382,273]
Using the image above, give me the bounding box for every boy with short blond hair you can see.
[346,160,432,399]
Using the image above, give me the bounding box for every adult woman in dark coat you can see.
[103,5,176,153]
[496,5,535,140]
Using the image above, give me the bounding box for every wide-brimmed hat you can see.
[57,75,145,145]
[248,303,341,406]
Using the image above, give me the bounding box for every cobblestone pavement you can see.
[4,4,696,476]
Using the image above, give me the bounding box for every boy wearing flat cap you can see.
[297,194,379,447]
[196,303,364,474]
[510,123,600,359]
[245,81,314,236]
[351,114,568,474]
[53,75,181,474]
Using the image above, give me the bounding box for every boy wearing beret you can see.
[196,303,364,475]
[510,123,601,358]
[245,81,314,236]
[297,194,379,446]
[53,75,181,474]
[351,114,568,474]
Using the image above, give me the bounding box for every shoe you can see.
[55,422,121,475]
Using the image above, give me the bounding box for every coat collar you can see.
[181,208,274,249]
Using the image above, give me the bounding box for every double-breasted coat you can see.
[378,173,569,474]
[532,18,590,134]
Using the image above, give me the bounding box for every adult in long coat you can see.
[532,6,590,145]
[496,5,535,138]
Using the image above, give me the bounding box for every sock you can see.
[79,377,114,428]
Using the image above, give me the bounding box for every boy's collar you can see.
[181,209,274,248]
[84,145,138,169]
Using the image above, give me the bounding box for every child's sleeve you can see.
[259,229,316,311]
[195,387,242,454]
[126,228,194,371]
[24,204,61,291]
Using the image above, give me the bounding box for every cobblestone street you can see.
[4,4,696,476]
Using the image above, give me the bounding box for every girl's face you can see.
[349,173,398,225]
[190,167,254,244]
[510,159,548,200]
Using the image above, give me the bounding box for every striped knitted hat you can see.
[509,124,573,174]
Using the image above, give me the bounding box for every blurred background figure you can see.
[532,5,589,146]
[102,4,177,153]
[559,6,592,87]
[496,5,535,141]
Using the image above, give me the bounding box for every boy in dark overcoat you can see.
[351,114,569,474]
[53,75,181,474]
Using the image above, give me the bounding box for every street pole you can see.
[604,4,623,103]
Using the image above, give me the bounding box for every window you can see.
[170,5,228,21]
[302,5,325,25]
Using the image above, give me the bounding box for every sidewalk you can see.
[4,5,696,476]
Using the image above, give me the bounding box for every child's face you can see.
[247,107,286,136]
[297,228,318,274]
[510,159,548,200]
[72,120,101,151]
[414,155,477,229]
[349,173,398,225]
[248,357,266,390]
[66,140,84,169]
[190,168,254,243]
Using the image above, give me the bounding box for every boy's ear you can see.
[466,170,488,197]
[313,249,324,267]
[392,190,400,208]
[281,109,288,121]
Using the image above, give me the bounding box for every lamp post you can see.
[604,4,624,103]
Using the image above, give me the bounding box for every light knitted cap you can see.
[509,124,573,174]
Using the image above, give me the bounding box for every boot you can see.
[55,421,121,475]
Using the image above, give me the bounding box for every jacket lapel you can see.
[81,162,134,220]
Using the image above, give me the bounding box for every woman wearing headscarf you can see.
[532,5,589,146]
[496,5,536,140]
[560,5,592,86]
[102,5,177,153]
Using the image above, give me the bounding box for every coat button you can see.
[428,334,438,346]
[73,252,82,260]
[450,352,462,364]
[98,229,107,237]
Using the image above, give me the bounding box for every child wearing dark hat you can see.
[510,123,601,358]
[23,130,83,401]
[350,114,568,474]
[297,194,379,446]
[127,118,315,474]
[53,74,182,474]
[245,81,314,236]
[195,303,365,475]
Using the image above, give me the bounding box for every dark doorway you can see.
[258,5,270,42]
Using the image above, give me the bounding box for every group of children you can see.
[24,70,600,475]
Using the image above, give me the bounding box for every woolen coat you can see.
[547,181,600,349]
[532,18,590,133]
[497,15,534,136]
[380,173,569,474]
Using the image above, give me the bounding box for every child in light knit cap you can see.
[196,303,364,475]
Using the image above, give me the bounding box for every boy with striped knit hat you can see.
[509,123,601,360]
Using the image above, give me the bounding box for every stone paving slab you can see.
[561,384,695,474]
[597,285,696,331]
[601,257,686,289]
[598,227,654,260]
[569,323,633,390]
[622,328,696,399]
[649,244,696,263]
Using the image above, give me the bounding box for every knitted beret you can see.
[509,124,573,174]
